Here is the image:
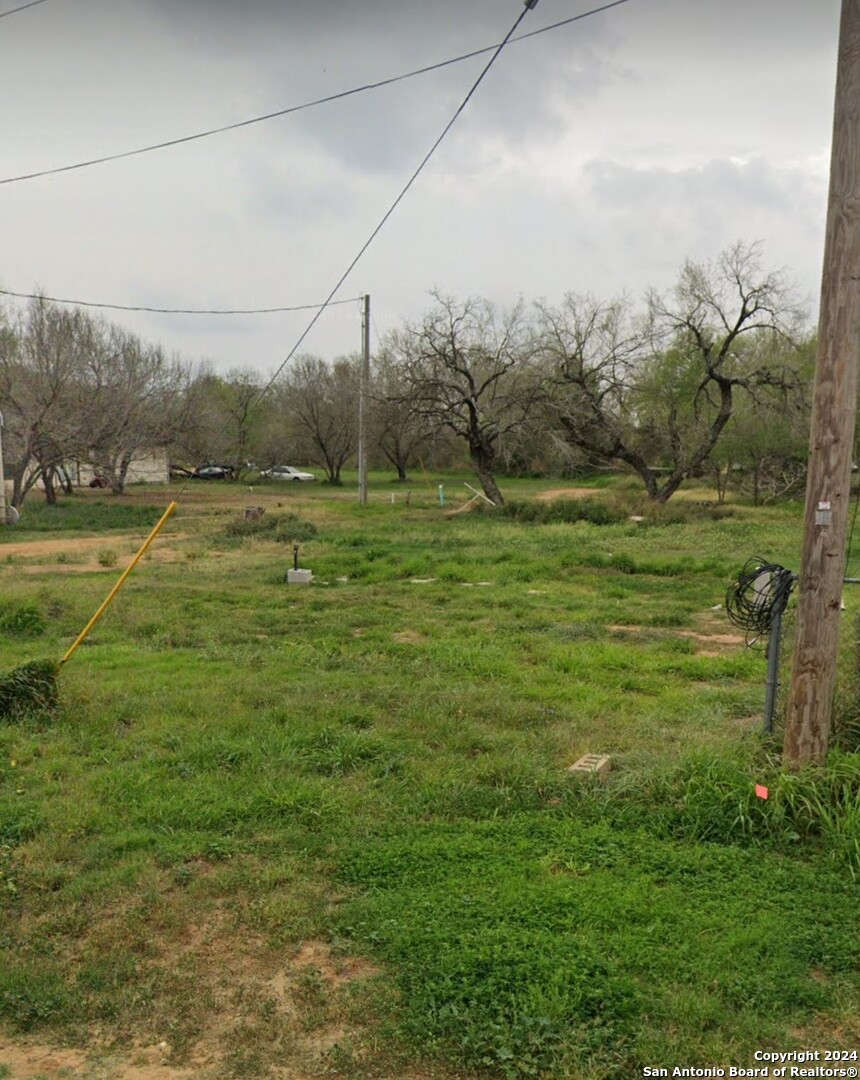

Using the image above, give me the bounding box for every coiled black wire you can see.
[726,557,797,646]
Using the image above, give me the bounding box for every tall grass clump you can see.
[0,660,59,721]
[0,602,47,637]
[830,611,860,753]
[579,747,860,878]
[218,512,318,545]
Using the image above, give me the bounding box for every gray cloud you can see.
[0,0,841,371]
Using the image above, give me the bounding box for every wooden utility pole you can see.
[785,0,860,766]
[358,294,370,507]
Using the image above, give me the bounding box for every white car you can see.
[261,466,316,482]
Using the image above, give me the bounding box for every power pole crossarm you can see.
[785,0,860,766]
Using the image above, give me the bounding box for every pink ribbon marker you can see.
[755,784,769,800]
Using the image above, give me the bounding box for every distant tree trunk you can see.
[710,463,730,504]
[11,456,29,508]
[42,467,58,505]
[116,450,134,494]
[380,443,409,481]
[469,439,504,506]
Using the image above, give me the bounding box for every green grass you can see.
[0,499,165,536]
[337,815,857,1078]
[0,478,857,1078]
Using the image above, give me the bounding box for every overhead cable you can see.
[173,0,540,501]
[0,0,633,187]
[172,0,542,502]
[0,288,363,316]
[0,0,51,20]
[241,0,542,422]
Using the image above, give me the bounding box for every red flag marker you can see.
[755,784,769,800]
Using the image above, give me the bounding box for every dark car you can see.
[193,464,232,480]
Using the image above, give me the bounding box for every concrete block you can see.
[567,753,612,780]
[287,568,313,585]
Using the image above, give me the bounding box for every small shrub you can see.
[220,513,318,544]
[97,549,118,568]
[0,603,47,637]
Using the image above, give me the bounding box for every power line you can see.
[174,0,542,502]
[0,287,363,316]
[0,0,633,187]
[0,0,51,20]
[243,0,542,423]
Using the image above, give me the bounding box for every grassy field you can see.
[0,473,858,1080]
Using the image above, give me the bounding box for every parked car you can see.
[193,464,232,480]
[260,466,316,482]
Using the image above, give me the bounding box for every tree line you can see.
[0,241,815,509]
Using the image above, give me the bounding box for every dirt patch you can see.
[536,487,603,501]
[677,630,744,647]
[393,629,426,645]
[292,939,380,985]
[608,623,744,656]
[0,1037,199,1079]
[0,534,143,558]
[0,934,384,1080]
[0,533,190,575]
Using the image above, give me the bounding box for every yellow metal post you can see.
[61,501,177,665]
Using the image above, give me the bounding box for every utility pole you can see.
[785,0,860,766]
[358,294,370,507]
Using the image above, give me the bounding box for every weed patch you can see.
[219,512,318,545]
[0,602,46,637]
[0,660,59,721]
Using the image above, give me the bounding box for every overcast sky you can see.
[0,0,841,376]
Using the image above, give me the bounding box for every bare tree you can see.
[706,332,814,504]
[536,292,647,491]
[0,296,92,506]
[539,242,807,502]
[397,293,538,506]
[280,355,358,484]
[79,326,190,493]
[209,369,265,478]
[369,344,436,481]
